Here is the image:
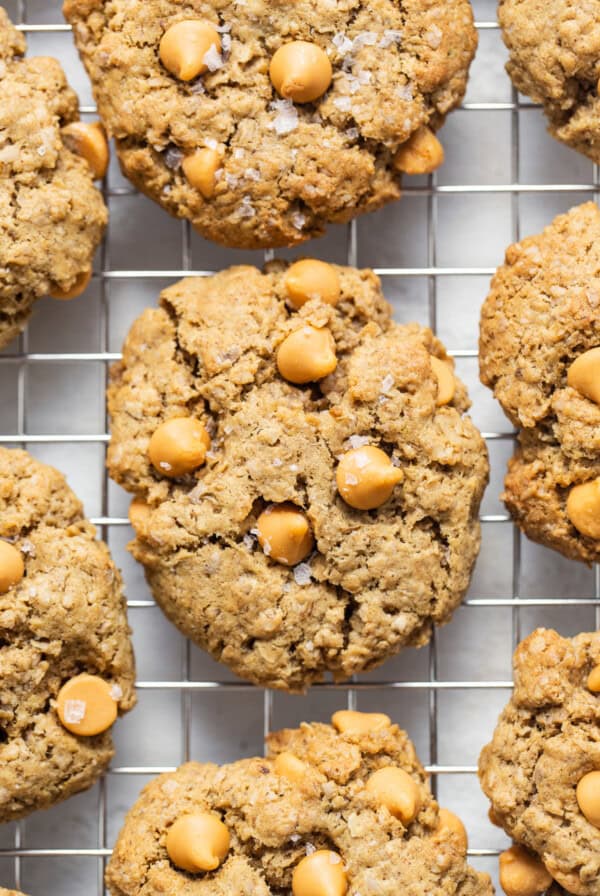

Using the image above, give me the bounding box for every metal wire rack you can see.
[1,1,599,892]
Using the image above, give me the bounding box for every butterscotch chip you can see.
[57,674,118,736]
[63,1,477,249]
[479,628,600,896]
[480,203,600,564]
[498,846,553,896]
[166,812,230,872]
[61,121,109,179]
[106,263,488,691]
[0,447,135,822]
[284,260,341,309]
[148,417,210,478]
[366,767,422,825]
[0,540,24,594]
[49,268,92,301]
[437,808,468,853]
[106,717,493,896]
[393,126,444,175]
[0,7,106,348]
[182,148,221,199]
[331,710,391,734]
[587,664,600,693]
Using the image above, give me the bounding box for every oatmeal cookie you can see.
[107,710,493,896]
[499,0,600,162]
[63,0,477,249]
[479,202,600,563]
[0,447,135,823]
[479,628,600,896]
[107,261,488,690]
[0,6,108,349]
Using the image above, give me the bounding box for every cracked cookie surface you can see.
[499,0,600,162]
[63,0,477,249]
[0,448,135,823]
[479,202,600,564]
[479,628,600,896]
[107,263,488,691]
[106,714,493,896]
[0,6,107,349]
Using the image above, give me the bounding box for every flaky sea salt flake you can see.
[293,563,312,586]
[270,99,299,135]
[64,699,86,724]
[203,44,224,71]
[381,373,395,394]
[379,29,403,48]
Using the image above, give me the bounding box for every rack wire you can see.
[1,3,599,893]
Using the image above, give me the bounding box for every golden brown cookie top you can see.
[63,0,477,248]
[107,262,488,690]
[0,5,107,349]
[106,713,493,896]
[479,628,600,896]
[480,202,600,564]
[0,447,135,823]
[499,0,600,162]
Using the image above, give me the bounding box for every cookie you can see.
[0,447,136,823]
[479,202,600,564]
[499,0,600,163]
[106,710,493,896]
[63,0,477,249]
[107,262,488,690]
[479,628,600,896]
[0,6,107,350]
[0,890,27,896]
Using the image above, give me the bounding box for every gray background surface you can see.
[0,0,598,892]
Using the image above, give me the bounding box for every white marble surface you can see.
[0,0,598,891]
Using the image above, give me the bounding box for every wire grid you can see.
[1,2,600,893]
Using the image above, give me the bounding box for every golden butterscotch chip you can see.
[274,751,308,783]
[182,148,221,199]
[567,347,600,405]
[49,268,92,301]
[62,121,109,180]
[270,41,332,104]
[128,498,151,533]
[0,540,24,594]
[366,766,421,825]
[159,20,221,82]
[148,417,210,478]
[498,845,552,896]
[437,808,468,852]
[587,664,600,692]
[292,850,348,896]
[576,770,600,828]
[566,478,600,539]
[284,260,341,309]
[166,812,230,872]
[256,503,314,566]
[276,325,337,384]
[430,356,456,406]
[394,126,444,175]
[331,710,391,734]
[56,674,118,736]
[336,446,403,510]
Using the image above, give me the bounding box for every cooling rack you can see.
[0,0,599,892]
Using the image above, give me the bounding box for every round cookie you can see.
[63,0,477,249]
[106,711,493,896]
[107,262,488,690]
[0,890,27,896]
[0,6,107,350]
[479,628,600,896]
[499,0,600,163]
[479,202,600,564]
[0,447,136,823]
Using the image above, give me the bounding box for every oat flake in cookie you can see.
[107,262,488,691]
[63,0,477,249]
[106,711,493,896]
[0,7,108,349]
[499,0,600,163]
[479,628,600,896]
[0,448,135,823]
[479,202,600,565]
